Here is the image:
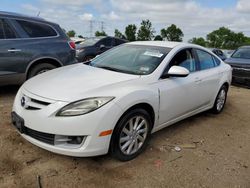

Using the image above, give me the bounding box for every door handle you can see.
[8,49,22,52]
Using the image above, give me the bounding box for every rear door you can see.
[193,49,221,106]
[0,18,26,79]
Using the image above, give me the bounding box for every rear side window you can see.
[16,20,57,38]
[100,38,112,47]
[196,49,216,70]
[0,19,17,39]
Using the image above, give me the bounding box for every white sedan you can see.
[12,42,232,161]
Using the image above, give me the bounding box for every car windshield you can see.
[231,48,250,59]
[90,44,171,75]
[77,37,102,47]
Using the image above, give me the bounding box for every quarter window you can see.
[196,50,216,70]
[16,20,57,38]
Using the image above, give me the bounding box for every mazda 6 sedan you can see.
[12,41,232,161]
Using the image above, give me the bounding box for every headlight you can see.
[56,97,114,116]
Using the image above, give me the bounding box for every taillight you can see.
[68,41,76,50]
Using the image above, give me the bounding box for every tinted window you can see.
[196,50,215,70]
[213,56,221,66]
[0,19,16,39]
[101,38,112,47]
[169,49,196,72]
[115,39,125,46]
[16,20,57,38]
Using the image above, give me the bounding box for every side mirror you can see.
[100,44,105,49]
[164,66,190,78]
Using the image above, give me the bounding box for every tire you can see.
[28,63,57,79]
[110,108,152,161]
[211,85,228,114]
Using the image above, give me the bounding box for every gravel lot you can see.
[0,86,249,188]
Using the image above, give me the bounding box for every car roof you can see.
[0,11,57,25]
[128,41,183,48]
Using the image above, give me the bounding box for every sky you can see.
[1,0,250,41]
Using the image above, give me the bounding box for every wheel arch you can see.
[25,57,63,79]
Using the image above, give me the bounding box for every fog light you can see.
[67,136,84,145]
[54,135,85,147]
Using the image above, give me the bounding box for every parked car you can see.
[75,36,127,62]
[70,37,85,44]
[225,46,250,87]
[12,42,232,161]
[209,48,227,61]
[0,11,76,86]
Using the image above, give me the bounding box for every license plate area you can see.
[11,112,25,133]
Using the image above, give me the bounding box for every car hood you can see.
[225,58,250,67]
[23,64,140,102]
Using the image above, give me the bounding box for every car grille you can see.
[24,126,55,145]
[21,94,52,110]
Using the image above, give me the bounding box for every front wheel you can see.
[211,85,228,114]
[110,108,152,161]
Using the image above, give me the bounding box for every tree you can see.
[137,19,155,41]
[78,35,84,38]
[114,29,126,39]
[189,37,207,47]
[67,30,76,38]
[161,24,183,42]
[95,31,107,37]
[207,27,249,49]
[125,24,137,41]
[154,35,163,41]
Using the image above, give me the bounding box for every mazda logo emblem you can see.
[21,96,26,107]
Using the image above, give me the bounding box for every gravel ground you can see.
[0,86,249,188]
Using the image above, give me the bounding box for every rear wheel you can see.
[211,85,228,114]
[28,63,57,79]
[110,108,152,161]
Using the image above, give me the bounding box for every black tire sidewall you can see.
[110,108,152,161]
[28,63,56,79]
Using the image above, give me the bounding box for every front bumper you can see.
[232,67,250,87]
[12,88,123,157]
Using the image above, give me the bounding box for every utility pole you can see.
[100,21,105,32]
[89,20,94,37]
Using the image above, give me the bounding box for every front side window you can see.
[0,19,16,39]
[91,44,171,75]
[16,20,57,38]
[169,49,196,72]
[196,49,216,70]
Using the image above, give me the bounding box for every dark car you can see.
[225,46,250,88]
[210,48,227,61]
[75,36,127,62]
[0,11,76,86]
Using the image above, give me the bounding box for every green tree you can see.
[95,31,107,37]
[137,19,155,41]
[154,35,163,41]
[161,24,183,42]
[114,29,126,39]
[207,27,249,49]
[67,30,76,38]
[189,37,207,47]
[125,24,137,41]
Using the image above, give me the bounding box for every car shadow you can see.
[0,85,20,96]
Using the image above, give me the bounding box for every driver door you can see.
[157,48,203,126]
